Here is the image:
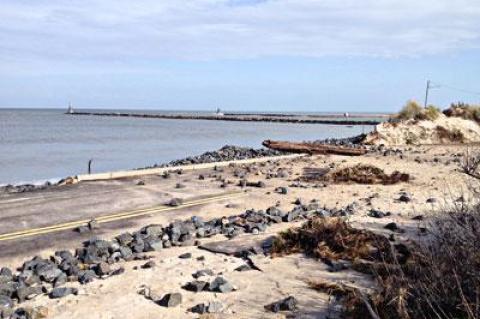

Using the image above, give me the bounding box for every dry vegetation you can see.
[444,102,480,123]
[328,164,410,185]
[396,101,441,121]
[396,100,480,125]
[272,210,480,319]
[436,125,465,143]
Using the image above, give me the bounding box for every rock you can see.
[235,264,252,272]
[207,301,223,313]
[209,277,234,293]
[78,270,96,284]
[145,240,163,252]
[192,269,214,279]
[183,281,208,292]
[119,246,134,261]
[76,225,90,234]
[116,233,134,246]
[178,252,192,259]
[95,262,110,276]
[412,215,424,221]
[88,219,100,230]
[158,293,182,307]
[384,222,403,232]
[49,287,78,299]
[0,295,13,309]
[108,267,124,277]
[190,301,223,314]
[15,286,43,302]
[175,183,185,189]
[398,193,412,203]
[141,261,156,269]
[275,187,288,194]
[36,263,63,283]
[136,180,145,186]
[11,307,48,319]
[367,209,391,218]
[168,198,183,207]
[189,303,207,314]
[265,296,298,313]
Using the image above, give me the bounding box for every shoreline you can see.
[67,111,383,125]
[1,136,363,191]
[0,142,469,318]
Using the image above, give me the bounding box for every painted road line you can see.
[0,191,245,241]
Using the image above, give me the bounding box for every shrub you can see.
[397,100,424,120]
[444,102,480,123]
[436,126,465,143]
[273,210,480,318]
[423,105,441,120]
[396,101,440,121]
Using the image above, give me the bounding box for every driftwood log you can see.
[262,140,367,156]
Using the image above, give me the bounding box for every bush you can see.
[444,102,480,123]
[397,100,424,120]
[423,105,441,120]
[396,101,440,121]
[273,210,480,318]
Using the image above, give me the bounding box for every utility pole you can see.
[424,80,431,108]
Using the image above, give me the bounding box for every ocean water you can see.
[0,108,374,185]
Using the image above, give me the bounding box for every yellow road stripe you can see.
[0,191,245,242]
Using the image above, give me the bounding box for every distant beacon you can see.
[215,108,224,116]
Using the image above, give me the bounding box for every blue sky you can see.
[1,0,479,112]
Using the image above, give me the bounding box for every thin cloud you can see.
[1,0,479,68]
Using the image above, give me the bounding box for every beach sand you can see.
[0,144,476,318]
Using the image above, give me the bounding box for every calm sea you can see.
[0,108,375,185]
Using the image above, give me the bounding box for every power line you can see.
[430,81,480,96]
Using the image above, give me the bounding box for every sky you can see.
[1,0,480,112]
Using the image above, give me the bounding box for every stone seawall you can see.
[67,111,381,125]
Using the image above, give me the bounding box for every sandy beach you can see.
[0,141,474,318]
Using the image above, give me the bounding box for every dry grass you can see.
[444,102,480,123]
[461,149,480,179]
[436,125,465,143]
[272,217,394,263]
[273,213,480,319]
[327,164,410,185]
[396,101,440,121]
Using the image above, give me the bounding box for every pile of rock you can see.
[161,145,285,167]
[311,134,367,148]
[0,199,354,317]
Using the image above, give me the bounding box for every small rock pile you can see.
[311,134,367,148]
[161,145,285,167]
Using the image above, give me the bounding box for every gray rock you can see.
[192,269,214,279]
[78,270,96,284]
[95,262,110,276]
[178,252,192,259]
[183,281,208,292]
[367,209,391,218]
[207,301,223,313]
[49,287,78,299]
[209,277,234,293]
[0,295,13,309]
[15,286,43,302]
[168,198,183,207]
[158,293,182,307]
[141,261,156,269]
[265,296,297,312]
[36,263,63,283]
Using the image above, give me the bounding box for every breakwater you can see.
[67,111,382,125]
